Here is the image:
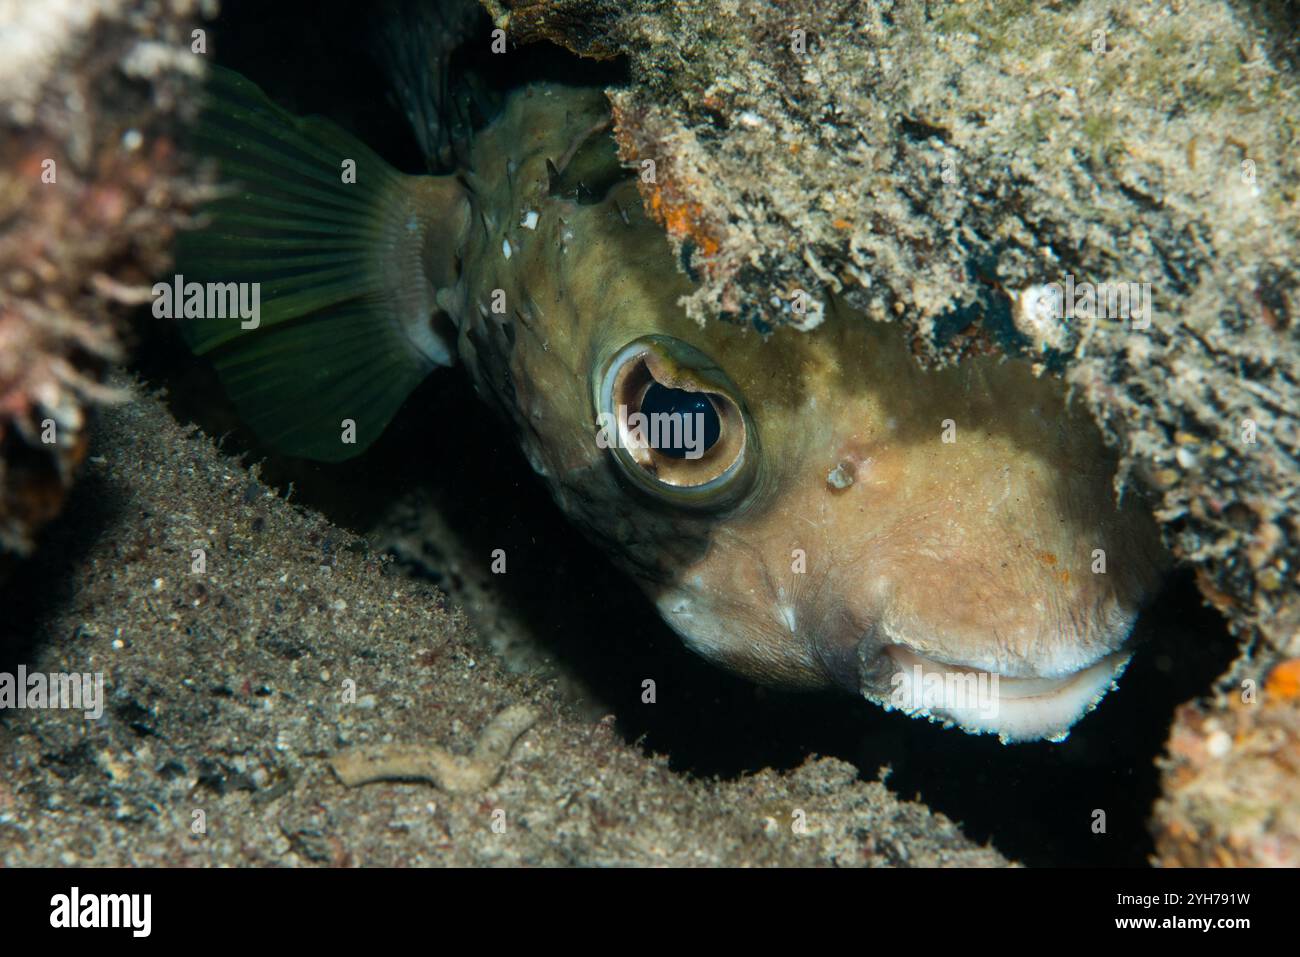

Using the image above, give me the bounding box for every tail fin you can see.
[176,65,468,462]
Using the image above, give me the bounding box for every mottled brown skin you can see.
[444,85,1166,739]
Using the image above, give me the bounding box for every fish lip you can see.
[864,643,1134,743]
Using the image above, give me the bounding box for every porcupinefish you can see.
[176,34,1166,742]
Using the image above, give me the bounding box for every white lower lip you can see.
[880,644,1133,743]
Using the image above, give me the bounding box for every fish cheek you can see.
[648,546,832,689]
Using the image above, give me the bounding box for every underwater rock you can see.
[0,0,203,573]
[1154,671,1300,867]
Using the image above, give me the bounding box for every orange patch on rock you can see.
[1265,659,1300,700]
[610,99,723,264]
[648,187,720,257]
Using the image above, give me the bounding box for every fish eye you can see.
[639,383,721,459]
[595,336,757,507]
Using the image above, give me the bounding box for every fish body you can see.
[179,64,1165,742]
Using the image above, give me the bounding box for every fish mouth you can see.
[869,644,1133,743]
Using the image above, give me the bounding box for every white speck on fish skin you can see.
[827,463,854,489]
[502,238,512,259]
[557,220,575,254]
[520,210,539,230]
[777,603,797,634]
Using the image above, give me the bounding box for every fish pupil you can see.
[640,383,721,459]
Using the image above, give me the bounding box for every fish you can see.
[176,17,1167,743]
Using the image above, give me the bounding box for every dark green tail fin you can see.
[176,65,468,461]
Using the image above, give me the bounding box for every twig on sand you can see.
[329,705,538,793]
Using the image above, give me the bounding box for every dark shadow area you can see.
[0,471,120,679]
[123,0,1242,867]
[204,0,630,175]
